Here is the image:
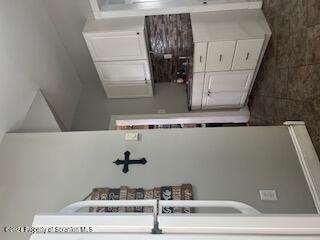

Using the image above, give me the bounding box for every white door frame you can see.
[285,121,320,213]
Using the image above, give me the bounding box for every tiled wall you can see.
[249,0,320,155]
[145,14,193,83]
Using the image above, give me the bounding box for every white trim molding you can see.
[285,121,320,213]
[109,107,250,130]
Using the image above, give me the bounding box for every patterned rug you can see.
[86,184,193,213]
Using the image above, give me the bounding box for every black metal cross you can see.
[113,151,147,174]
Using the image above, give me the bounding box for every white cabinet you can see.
[201,70,254,109]
[103,82,153,99]
[84,31,147,61]
[192,38,263,109]
[203,91,248,109]
[193,43,207,73]
[191,73,205,110]
[83,17,153,98]
[204,70,254,92]
[95,60,150,83]
[232,39,264,70]
[190,10,271,111]
[206,41,236,72]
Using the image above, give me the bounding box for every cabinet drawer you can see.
[103,82,153,99]
[202,91,247,109]
[232,39,264,70]
[206,41,236,72]
[84,31,147,61]
[95,60,150,83]
[193,42,208,73]
[205,70,254,92]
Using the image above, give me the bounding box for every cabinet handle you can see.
[246,52,250,60]
[219,54,223,62]
[200,56,202,63]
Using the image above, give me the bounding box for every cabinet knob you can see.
[207,90,211,96]
[137,32,140,35]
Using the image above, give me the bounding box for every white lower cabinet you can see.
[83,17,153,99]
[202,91,248,109]
[191,73,205,110]
[96,60,153,98]
[206,41,236,72]
[200,70,254,109]
[103,82,153,99]
[204,70,254,92]
[232,39,264,70]
[95,60,150,83]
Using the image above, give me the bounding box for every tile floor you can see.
[249,0,320,156]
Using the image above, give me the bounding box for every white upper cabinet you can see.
[232,39,264,70]
[193,42,208,73]
[84,31,147,61]
[95,60,150,83]
[206,41,236,72]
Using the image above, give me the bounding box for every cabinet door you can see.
[193,42,207,73]
[202,91,247,109]
[84,31,147,61]
[103,82,153,99]
[206,41,236,72]
[191,73,205,110]
[201,70,254,108]
[204,70,254,92]
[232,39,264,70]
[95,60,150,84]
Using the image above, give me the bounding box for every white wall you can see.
[0,126,316,240]
[45,0,100,85]
[42,1,191,131]
[0,0,82,134]
[71,82,189,131]
[0,131,4,145]
[19,91,61,133]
